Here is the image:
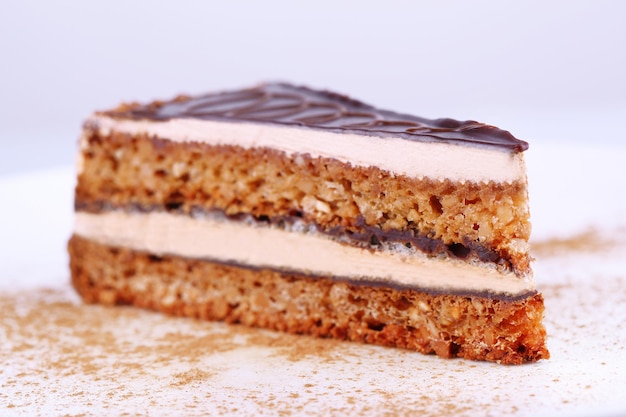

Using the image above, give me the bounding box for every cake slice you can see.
[69,82,549,364]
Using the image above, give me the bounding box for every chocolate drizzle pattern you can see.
[106,82,528,152]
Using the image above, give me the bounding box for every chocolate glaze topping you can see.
[105,82,528,152]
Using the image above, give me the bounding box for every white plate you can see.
[1,143,626,416]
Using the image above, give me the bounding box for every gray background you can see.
[1,0,625,176]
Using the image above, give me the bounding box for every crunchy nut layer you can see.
[69,235,548,364]
[76,127,531,273]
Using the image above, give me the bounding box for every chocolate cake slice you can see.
[69,82,549,364]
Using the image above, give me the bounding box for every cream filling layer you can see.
[89,115,527,184]
[74,211,534,296]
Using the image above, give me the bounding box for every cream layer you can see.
[74,211,534,296]
[87,115,527,184]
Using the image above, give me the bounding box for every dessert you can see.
[69,82,549,364]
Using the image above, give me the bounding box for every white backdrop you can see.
[1,0,625,174]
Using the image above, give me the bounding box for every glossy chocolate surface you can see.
[105,82,528,152]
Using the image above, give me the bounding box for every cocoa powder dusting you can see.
[0,287,512,416]
[531,227,625,257]
[2,231,626,415]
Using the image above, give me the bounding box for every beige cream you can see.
[88,115,527,184]
[74,211,535,296]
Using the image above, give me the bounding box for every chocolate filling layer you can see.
[75,200,515,274]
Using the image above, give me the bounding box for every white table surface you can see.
[1,142,626,416]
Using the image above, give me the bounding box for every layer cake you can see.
[69,82,549,364]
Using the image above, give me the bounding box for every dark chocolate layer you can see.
[103,82,528,152]
[75,200,515,275]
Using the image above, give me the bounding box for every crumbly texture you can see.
[68,235,548,364]
[76,127,531,273]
